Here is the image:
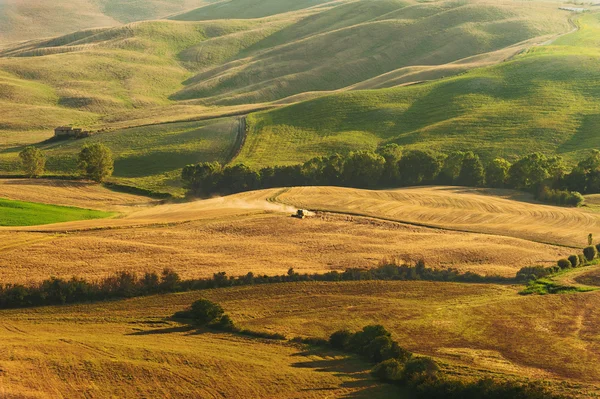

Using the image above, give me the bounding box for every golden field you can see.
[0,180,578,283]
[2,279,600,397]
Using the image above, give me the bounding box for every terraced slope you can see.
[238,12,600,167]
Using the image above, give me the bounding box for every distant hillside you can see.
[237,12,600,168]
[172,0,569,104]
[0,0,214,45]
[0,0,578,193]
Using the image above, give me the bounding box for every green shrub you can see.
[173,299,224,326]
[557,258,572,269]
[578,254,586,265]
[584,246,598,261]
[329,329,353,350]
[403,357,440,383]
[214,314,236,331]
[596,243,600,254]
[371,358,404,382]
[568,255,580,268]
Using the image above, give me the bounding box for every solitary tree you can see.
[78,143,114,182]
[19,146,45,178]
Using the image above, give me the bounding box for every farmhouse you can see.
[54,126,92,139]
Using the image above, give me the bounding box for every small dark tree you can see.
[457,152,485,187]
[584,246,598,262]
[568,255,580,268]
[183,299,225,326]
[19,146,46,178]
[371,358,404,382]
[557,258,571,269]
[329,329,353,350]
[398,150,442,186]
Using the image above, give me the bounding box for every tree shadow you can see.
[126,325,197,336]
[291,348,405,398]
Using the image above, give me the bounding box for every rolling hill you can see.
[237,11,600,167]
[0,0,575,193]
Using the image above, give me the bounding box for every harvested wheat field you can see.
[0,183,587,283]
[0,302,396,398]
[0,179,154,211]
[275,186,600,248]
[2,280,600,397]
[0,212,571,283]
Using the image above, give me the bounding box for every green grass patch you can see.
[0,198,115,226]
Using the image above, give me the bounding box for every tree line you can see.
[0,256,568,309]
[183,147,600,207]
[18,143,114,182]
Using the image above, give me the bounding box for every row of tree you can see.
[183,147,599,206]
[18,143,114,182]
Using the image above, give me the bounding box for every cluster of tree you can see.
[172,299,286,340]
[18,143,114,182]
[516,242,600,284]
[182,148,600,207]
[328,325,567,399]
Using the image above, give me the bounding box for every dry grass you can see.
[0,304,396,398]
[276,186,600,248]
[0,184,575,283]
[0,179,154,211]
[2,280,600,397]
[0,211,571,284]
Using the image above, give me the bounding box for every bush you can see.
[19,146,46,178]
[568,255,580,268]
[174,299,224,326]
[578,254,586,265]
[403,357,440,383]
[557,258,572,269]
[214,314,236,331]
[371,358,404,382]
[329,329,353,350]
[584,246,598,261]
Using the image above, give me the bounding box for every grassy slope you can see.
[237,12,600,167]
[0,198,114,226]
[173,0,568,105]
[0,0,575,193]
[0,118,241,194]
[171,0,336,20]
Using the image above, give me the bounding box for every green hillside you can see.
[0,118,241,194]
[0,0,579,193]
[236,12,600,168]
[173,0,569,105]
[171,0,336,21]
